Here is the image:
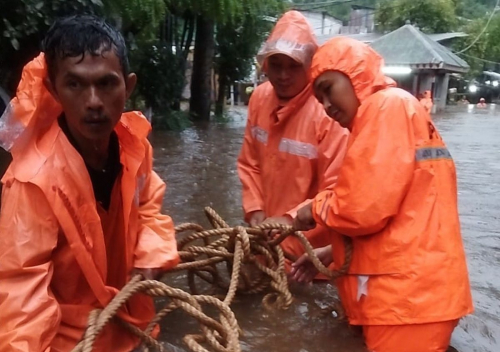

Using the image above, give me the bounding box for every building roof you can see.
[483,71,500,80]
[429,32,468,42]
[370,25,469,73]
[317,32,381,45]
[351,5,375,10]
[317,30,467,45]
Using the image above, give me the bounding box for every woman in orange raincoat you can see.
[292,37,473,352]
[0,16,178,351]
[237,11,348,271]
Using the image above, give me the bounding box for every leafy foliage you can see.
[376,0,458,33]
[131,42,184,111]
[456,0,498,19]
[1,0,102,50]
[0,0,104,92]
[454,14,500,77]
[216,4,281,83]
[104,0,166,39]
[214,10,276,115]
[291,0,379,22]
[173,0,282,24]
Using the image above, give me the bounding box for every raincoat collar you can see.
[271,83,314,124]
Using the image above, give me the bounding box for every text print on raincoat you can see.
[0,54,179,352]
[309,38,473,326]
[237,11,349,259]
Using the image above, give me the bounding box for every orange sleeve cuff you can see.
[312,191,332,228]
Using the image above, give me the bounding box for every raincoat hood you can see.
[310,37,396,102]
[0,54,61,153]
[257,10,318,71]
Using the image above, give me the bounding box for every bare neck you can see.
[77,138,110,171]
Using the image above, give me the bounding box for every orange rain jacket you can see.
[419,90,433,114]
[238,11,349,257]
[0,54,179,351]
[309,38,473,326]
[238,11,348,256]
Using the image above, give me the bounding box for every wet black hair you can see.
[42,15,129,82]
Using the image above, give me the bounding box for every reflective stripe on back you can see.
[415,147,452,162]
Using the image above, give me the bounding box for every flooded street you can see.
[150,105,500,352]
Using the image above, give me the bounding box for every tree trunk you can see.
[190,16,215,121]
[171,14,195,111]
[215,74,227,116]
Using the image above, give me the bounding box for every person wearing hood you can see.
[419,90,433,114]
[237,11,349,273]
[0,16,179,351]
[477,97,487,108]
[292,37,473,352]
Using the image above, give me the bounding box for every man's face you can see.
[266,54,308,100]
[47,49,136,144]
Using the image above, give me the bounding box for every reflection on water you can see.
[151,105,500,352]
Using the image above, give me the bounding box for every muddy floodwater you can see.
[149,104,500,352]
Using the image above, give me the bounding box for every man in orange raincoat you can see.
[292,38,473,352]
[237,11,348,270]
[0,16,179,351]
[419,90,434,114]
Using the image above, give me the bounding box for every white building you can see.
[299,10,343,36]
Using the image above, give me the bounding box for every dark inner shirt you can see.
[58,116,121,210]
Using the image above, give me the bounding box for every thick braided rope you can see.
[71,277,240,352]
[175,207,353,307]
[73,207,352,352]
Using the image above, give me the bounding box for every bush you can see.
[130,41,189,130]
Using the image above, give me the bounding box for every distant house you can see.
[299,10,343,36]
[370,24,469,112]
[342,5,375,34]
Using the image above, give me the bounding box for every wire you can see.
[457,52,500,65]
[455,0,500,54]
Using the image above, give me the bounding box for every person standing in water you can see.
[237,11,348,274]
[292,37,473,352]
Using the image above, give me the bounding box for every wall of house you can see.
[416,72,449,113]
[433,73,450,112]
[388,71,450,113]
[300,11,343,36]
[348,8,375,33]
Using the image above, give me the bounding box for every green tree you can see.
[0,0,103,93]
[456,0,498,20]
[104,0,166,38]
[180,0,284,121]
[291,0,379,22]
[0,0,167,94]
[375,0,458,33]
[454,13,500,77]
[214,13,274,116]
